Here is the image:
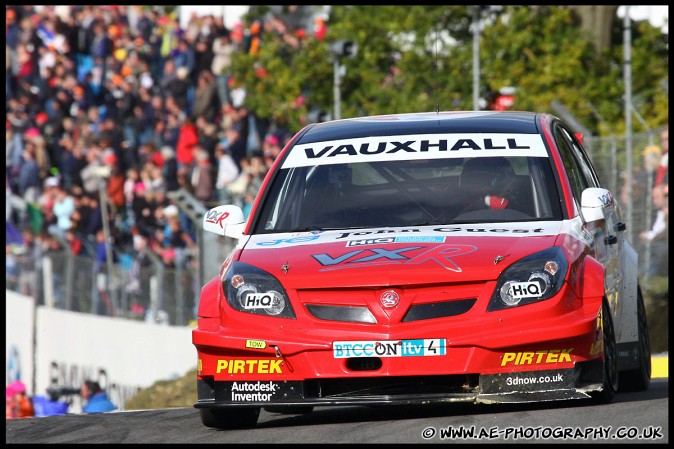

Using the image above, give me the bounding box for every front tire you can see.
[618,285,651,392]
[591,299,619,403]
[199,407,260,429]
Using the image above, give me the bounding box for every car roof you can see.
[296,111,545,144]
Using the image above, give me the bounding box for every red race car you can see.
[192,111,651,429]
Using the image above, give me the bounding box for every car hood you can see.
[238,222,564,289]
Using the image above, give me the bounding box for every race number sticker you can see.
[333,339,446,358]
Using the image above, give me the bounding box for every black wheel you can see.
[199,407,260,429]
[264,405,314,414]
[591,299,619,403]
[618,285,651,392]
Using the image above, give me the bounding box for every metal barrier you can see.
[584,128,668,280]
[15,240,237,327]
[5,129,668,325]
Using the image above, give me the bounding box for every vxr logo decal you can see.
[312,245,477,272]
[205,210,229,228]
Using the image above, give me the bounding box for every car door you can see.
[554,124,622,330]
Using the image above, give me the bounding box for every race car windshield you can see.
[254,155,563,234]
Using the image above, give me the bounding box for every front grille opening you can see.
[346,357,382,371]
[402,298,476,322]
[306,375,480,399]
[305,304,377,323]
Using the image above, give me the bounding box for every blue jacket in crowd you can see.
[82,391,117,413]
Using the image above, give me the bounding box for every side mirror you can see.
[203,205,245,239]
[580,187,614,223]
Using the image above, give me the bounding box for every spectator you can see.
[6,244,20,291]
[191,70,218,123]
[211,31,234,106]
[123,166,140,224]
[6,124,24,189]
[191,149,214,203]
[131,182,156,238]
[170,66,191,114]
[58,134,87,191]
[161,112,181,149]
[80,380,116,413]
[17,227,39,297]
[0,5,512,327]
[214,143,239,204]
[92,229,114,316]
[262,133,283,161]
[196,119,219,162]
[49,180,76,240]
[228,104,250,167]
[163,205,196,268]
[64,228,84,256]
[226,156,252,206]
[655,125,668,187]
[247,152,267,196]
[160,146,180,192]
[24,128,52,180]
[639,183,669,277]
[84,194,104,239]
[17,145,41,205]
[175,117,198,171]
[242,190,255,220]
[6,380,34,419]
[80,144,107,195]
[127,231,154,316]
[6,386,17,419]
[171,38,196,79]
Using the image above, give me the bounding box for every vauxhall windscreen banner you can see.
[282,133,548,168]
[6,290,195,412]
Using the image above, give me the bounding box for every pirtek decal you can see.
[313,244,477,272]
[500,349,573,366]
[216,359,283,374]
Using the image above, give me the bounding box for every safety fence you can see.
[7,241,237,327]
[5,129,668,326]
[584,128,668,280]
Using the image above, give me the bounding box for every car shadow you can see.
[255,378,668,428]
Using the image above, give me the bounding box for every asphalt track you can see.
[6,378,668,444]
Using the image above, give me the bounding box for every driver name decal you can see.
[245,222,562,249]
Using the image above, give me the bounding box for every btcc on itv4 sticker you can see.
[333,339,446,358]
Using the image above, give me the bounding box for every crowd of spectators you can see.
[6,5,324,306]
[637,125,669,277]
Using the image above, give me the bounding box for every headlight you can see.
[487,247,568,311]
[223,262,296,319]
